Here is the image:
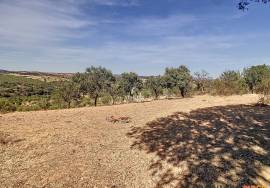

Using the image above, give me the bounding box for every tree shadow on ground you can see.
[127,104,270,188]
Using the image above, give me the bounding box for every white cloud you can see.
[0,0,92,48]
[89,0,139,6]
[0,0,268,76]
[0,33,246,75]
[122,14,198,37]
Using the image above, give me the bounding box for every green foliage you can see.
[1,64,270,113]
[80,66,115,106]
[100,95,112,105]
[243,64,270,93]
[141,89,152,99]
[120,72,143,99]
[164,65,192,97]
[212,70,247,96]
[255,69,270,104]
[0,98,16,113]
[145,76,164,99]
[0,74,55,98]
[57,81,81,108]
[107,79,124,104]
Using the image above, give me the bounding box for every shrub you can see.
[141,89,152,99]
[100,95,112,105]
[0,98,16,113]
[212,71,247,96]
[256,73,270,105]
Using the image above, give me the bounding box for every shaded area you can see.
[127,104,270,187]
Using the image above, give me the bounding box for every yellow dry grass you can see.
[1,95,269,187]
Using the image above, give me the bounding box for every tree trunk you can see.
[154,89,158,99]
[94,95,98,106]
[249,85,254,94]
[180,87,185,98]
[129,91,133,101]
[201,85,205,93]
[67,101,71,108]
[112,96,115,105]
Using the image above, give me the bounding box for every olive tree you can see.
[164,65,192,98]
[58,81,80,108]
[257,75,270,104]
[145,76,164,99]
[243,64,270,94]
[81,66,115,106]
[120,72,143,100]
[107,79,124,105]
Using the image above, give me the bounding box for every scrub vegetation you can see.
[1,64,270,113]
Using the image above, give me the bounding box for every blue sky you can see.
[0,0,270,76]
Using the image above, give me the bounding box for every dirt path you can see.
[1,95,269,187]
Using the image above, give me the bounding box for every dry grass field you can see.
[1,95,269,188]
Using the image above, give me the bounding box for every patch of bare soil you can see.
[1,95,269,187]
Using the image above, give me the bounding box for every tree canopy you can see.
[120,72,143,98]
[81,66,115,106]
[243,64,270,93]
[164,65,192,97]
[145,76,164,99]
[238,0,270,10]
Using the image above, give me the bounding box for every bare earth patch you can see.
[1,95,269,187]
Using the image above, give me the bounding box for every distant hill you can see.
[0,69,155,82]
[0,69,9,73]
[0,69,152,80]
[0,69,74,82]
[0,69,73,77]
[0,69,75,77]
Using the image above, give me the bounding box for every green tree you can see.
[120,72,143,100]
[243,64,270,94]
[107,79,124,105]
[81,66,115,106]
[145,76,164,99]
[58,81,80,108]
[217,70,246,95]
[164,65,192,98]
[255,69,270,104]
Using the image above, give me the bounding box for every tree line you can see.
[0,64,269,113]
[58,64,270,108]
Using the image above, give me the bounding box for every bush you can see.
[141,89,152,99]
[75,96,94,107]
[211,71,247,96]
[256,74,270,105]
[0,98,16,113]
[100,95,112,105]
[37,98,51,110]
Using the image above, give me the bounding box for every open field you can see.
[1,94,270,187]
